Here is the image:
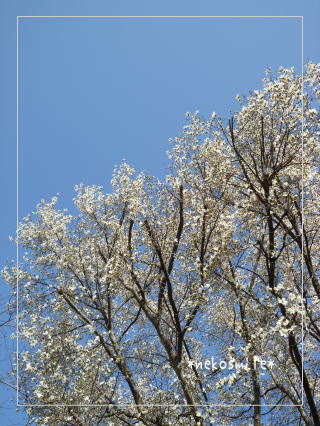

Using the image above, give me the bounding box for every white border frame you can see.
[16,15,304,409]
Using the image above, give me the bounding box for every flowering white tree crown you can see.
[2,63,320,425]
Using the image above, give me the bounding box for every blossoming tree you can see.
[3,63,320,425]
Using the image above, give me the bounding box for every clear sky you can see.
[1,0,319,424]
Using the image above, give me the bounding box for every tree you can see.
[3,63,320,425]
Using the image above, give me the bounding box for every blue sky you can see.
[1,0,319,424]
[18,16,302,215]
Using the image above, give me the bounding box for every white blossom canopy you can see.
[3,63,320,425]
